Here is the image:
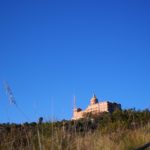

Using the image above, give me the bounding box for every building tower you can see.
[90,93,98,105]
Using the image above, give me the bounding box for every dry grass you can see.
[1,123,150,150]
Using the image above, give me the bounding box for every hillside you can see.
[0,109,150,150]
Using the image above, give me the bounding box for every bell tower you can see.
[90,94,98,105]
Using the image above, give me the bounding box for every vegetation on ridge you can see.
[0,109,150,150]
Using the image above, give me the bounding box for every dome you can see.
[90,94,98,105]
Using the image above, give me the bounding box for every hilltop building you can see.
[72,94,121,120]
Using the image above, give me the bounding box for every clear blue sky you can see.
[0,0,150,123]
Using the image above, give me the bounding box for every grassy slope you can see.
[0,109,150,150]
